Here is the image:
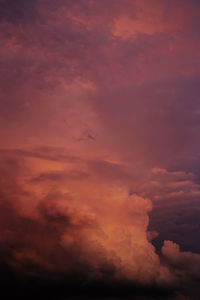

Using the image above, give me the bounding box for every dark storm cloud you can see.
[0,147,79,163]
[30,169,89,182]
[1,0,200,299]
[0,0,39,23]
[92,72,200,167]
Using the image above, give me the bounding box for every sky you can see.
[1,0,200,299]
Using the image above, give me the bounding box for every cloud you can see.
[145,167,200,253]
[0,0,39,23]
[162,241,200,299]
[2,149,200,299]
[1,0,200,299]
[0,150,176,299]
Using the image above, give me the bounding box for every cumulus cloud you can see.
[0,149,199,299]
[0,152,165,298]
[162,241,200,300]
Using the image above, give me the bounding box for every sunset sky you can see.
[1,0,200,299]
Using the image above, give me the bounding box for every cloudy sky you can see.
[1,0,200,299]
